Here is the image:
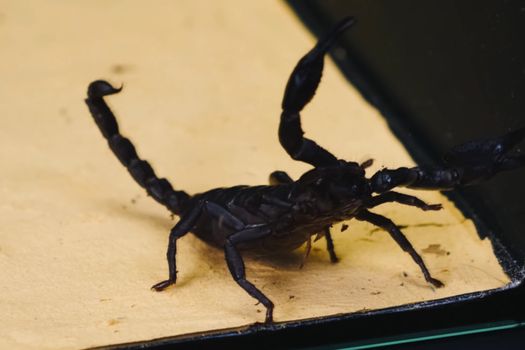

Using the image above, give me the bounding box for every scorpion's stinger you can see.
[88,80,123,99]
[85,80,191,215]
[279,17,355,167]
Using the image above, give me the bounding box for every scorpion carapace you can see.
[85,17,525,323]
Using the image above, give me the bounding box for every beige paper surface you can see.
[0,1,510,349]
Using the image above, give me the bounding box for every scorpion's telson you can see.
[85,16,525,323]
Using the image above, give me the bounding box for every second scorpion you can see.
[85,17,525,323]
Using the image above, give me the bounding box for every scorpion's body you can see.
[189,165,369,253]
[190,184,322,253]
[85,17,525,323]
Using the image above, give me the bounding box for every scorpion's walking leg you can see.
[323,227,338,263]
[367,191,443,211]
[279,17,355,167]
[224,226,274,323]
[152,200,246,291]
[356,210,444,288]
[371,127,525,193]
[85,80,190,215]
[151,202,204,291]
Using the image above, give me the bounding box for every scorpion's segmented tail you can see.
[85,80,190,215]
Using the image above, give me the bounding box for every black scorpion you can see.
[85,17,525,323]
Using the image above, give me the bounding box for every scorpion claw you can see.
[87,80,123,98]
[370,127,525,192]
[444,126,525,185]
[151,279,175,291]
[444,127,525,166]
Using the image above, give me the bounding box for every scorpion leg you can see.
[299,237,313,268]
[85,80,190,215]
[152,200,246,291]
[224,226,274,323]
[323,227,339,263]
[279,17,355,167]
[151,202,204,291]
[371,127,525,193]
[356,210,444,288]
[367,191,442,211]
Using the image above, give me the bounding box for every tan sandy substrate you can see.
[0,1,510,349]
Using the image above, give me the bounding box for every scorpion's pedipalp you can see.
[443,126,525,167]
[370,167,460,193]
[85,80,191,215]
[498,154,525,172]
[370,127,525,193]
[279,17,355,167]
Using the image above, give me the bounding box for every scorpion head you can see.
[293,161,372,213]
